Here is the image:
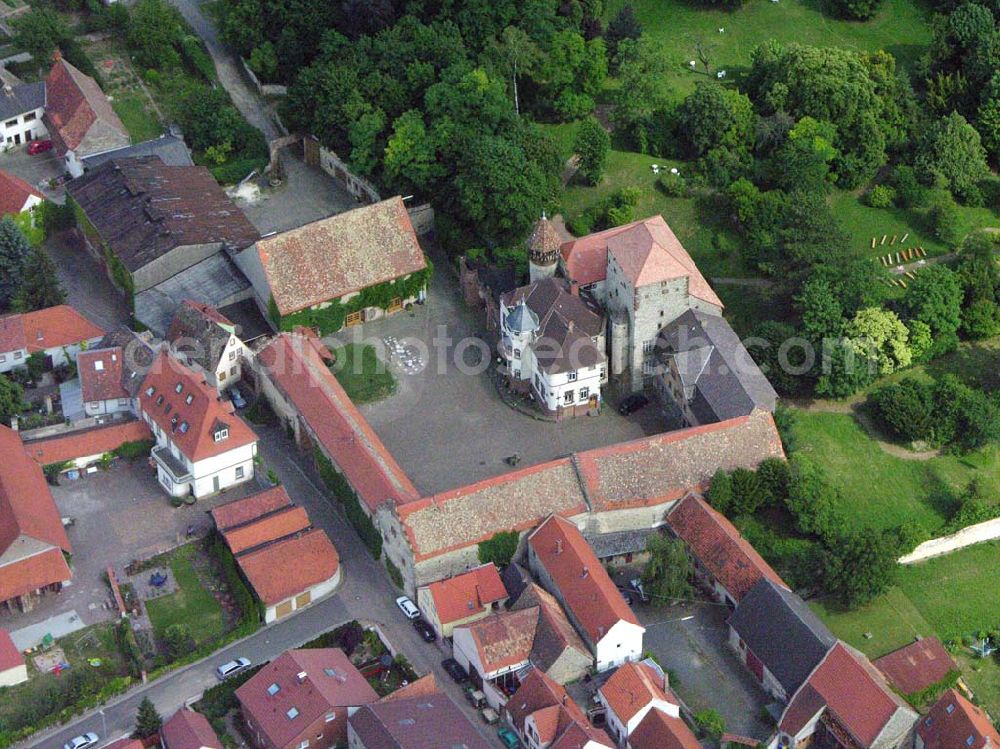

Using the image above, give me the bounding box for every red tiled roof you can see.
[0,306,104,355]
[43,56,128,155]
[237,648,378,749]
[464,608,538,673]
[575,410,785,511]
[667,494,786,602]
[629,707,700,749]
[0,628,24,672]
[423,563,507,625]
[507,668,614,749]
[78,346,129,403]
[223,506,311,555]
[0,170,43,215]
[874,637,958,696]
[918,688,1000,749]
[160,708,221,749]
[0,546,72,603]
[257,197,426,316]
[138,351,257,463]
[560,215,723,308]
[780,643,909,748]
[23,420,153,466]
[257,333,419,511]
[210,486,292,531]
[599,662,669,724]
[237,529,339,605]
[527,515,639,644]
[102,738,147,749]
[0,425,71,554]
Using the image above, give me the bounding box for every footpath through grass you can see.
[331,343,397,404]
[145,543,226,648]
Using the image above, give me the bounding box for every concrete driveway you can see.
[637,599,772,740]
[235,146,358,235]
[325,246,668,495]
[0,144,66,198]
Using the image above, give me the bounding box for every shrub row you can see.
[314,447,383,559]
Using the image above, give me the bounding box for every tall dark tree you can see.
[0,218,31,312]
[822,528,900,607]
[604,4,641,65]
[13,248,65,313]
[133,697,162,739]
[0,376,24,426]
[574,115,610,184]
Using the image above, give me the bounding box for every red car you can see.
[27,139,53,155]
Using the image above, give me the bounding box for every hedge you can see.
[208,532,263,624]
[314,447,382,559]
[113,439,155,461]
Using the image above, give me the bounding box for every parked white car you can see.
[395,595,420,620]
[216,656,251,679]
[64,733,99,749]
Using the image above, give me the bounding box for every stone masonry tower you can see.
[528,213,561,283]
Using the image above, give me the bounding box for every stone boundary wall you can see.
[406,202,435,236]
[898,516,1000,564]
[239,57,288,96]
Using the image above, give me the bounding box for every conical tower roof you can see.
[528,214,562,257]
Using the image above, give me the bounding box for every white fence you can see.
[898,516,1000,564]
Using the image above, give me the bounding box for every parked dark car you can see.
[441,657,469,683]
[229,387,247,409]
[618,394,649,415]
[413,617,437,642]
[617,587,634,605]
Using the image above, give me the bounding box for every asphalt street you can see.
[27,425,504,749]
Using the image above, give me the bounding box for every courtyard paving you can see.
[325,248,670,495]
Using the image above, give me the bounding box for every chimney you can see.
[569,281,580,297]
[555,539,563,555]
[296,671,307,683]
[52,49,62,62]
[581,566,589,579]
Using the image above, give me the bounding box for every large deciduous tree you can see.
[914,112,991,204]
[574,116,610,185]
[845,307,912,376]
[823,527,900,607]
[899,265,964,359]
[641,534,693,604]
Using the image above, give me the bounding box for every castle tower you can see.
[528,213,561,283]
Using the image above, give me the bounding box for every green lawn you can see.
[145,543,226,648]
[330,343,397,404]
[811,542,1000,715]
[790,410,1000,534]
[111,92,162,144]
[605,0,934,96]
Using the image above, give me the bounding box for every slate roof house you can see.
[666,493,787,608]
[347,675,491,749]
[415,562,507,639]
[499,277,608,419]
[160,708,222,749]
[654,309,777,426]
[166,301,247,392]
[728,578,837,703]
[0,72,46,147]
[527,515,644,672]
[916,688,1000,749]
[509,582,591,686]
[559,215,724,392]
[44,53,129,177]
[0,169,43,215]
[65,156,259,302]
[505,667,615,749]
[0,425,73,613]
[137,350,258,499]
[238,648,378,749]
[235,196,427,332]
[771,642,918,749]
[211,486,341,623]
[0,305,104,375]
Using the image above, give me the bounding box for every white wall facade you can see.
[0,663,28,688]
[1,106,46,147]
[0,347,27,373]
[594,620,644,673]
[83,397,132,418]
[529,359,606,414]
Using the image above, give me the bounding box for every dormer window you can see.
[947,704,956,715]
[185,394,193,405]
[156,395,164,406]
[286,707,299,720]
[179,421,189,434]
[94,360,104,371]
[175,383,183,393]
[145,386,155,397]
[267,683,280,696]
[214,428,229,442]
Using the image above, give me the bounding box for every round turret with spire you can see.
[528,212,561,283]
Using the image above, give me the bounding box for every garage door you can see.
[295,591,312,608]
[275,600,293,619]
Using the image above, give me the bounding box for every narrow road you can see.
[26,425,504,749]
[166,0,281,142]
